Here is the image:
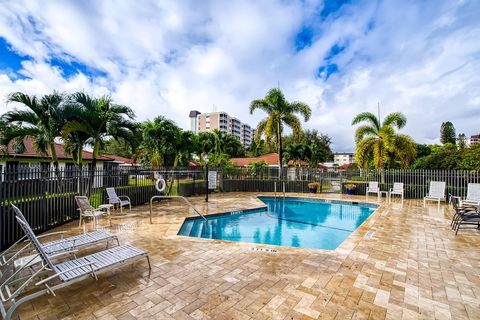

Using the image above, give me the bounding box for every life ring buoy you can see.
[155,178,166,193]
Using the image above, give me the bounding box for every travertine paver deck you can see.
[9,193,480,320]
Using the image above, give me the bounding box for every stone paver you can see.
[9,192,480,319]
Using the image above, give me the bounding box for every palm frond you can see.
[354,125,378,142]
[289,102,311,121]
[382,112,406,129]
[351,112,380,130]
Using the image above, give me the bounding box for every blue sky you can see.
[0,0,479,151]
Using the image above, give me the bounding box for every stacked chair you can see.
[450,196,480,235]
[0,205,150,320]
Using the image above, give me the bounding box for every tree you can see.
[211,129,244,157]
[141,117,180,167]
[284,143,311,166]
[459,144,480,170]
[412,143,460,169]
[63,92,135,191]
[440,121,456,144]
[457,133,467,150]
[247,160,268,177]
[294,129,332,165]
[2,92,66,180]
[246,139,266,157]
[249,88,311,174]
[352,111,415,171]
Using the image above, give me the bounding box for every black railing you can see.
[0,166,206,250]
[2,165,480,250]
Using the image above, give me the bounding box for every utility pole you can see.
[377,102,381,122]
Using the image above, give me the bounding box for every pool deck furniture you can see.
[389,182,404,202]
[450,196,480,235]
[462,183,480,206]
[74,196,108,227]
[0,224,118,278]
[106,187,132,213]
[366,182,380,199]
[423,181,446,207]
[0,205,150,320]
[4,193,480,320]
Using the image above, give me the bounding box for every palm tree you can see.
[63,92,135,191]
[249,88,311,174]
[352,111,415,172]
[2,92,66,180]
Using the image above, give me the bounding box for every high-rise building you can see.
[189,110,201,133]
[188,111,254,148]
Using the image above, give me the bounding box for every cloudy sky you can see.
[0,0,479,151]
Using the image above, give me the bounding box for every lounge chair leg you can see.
[146,255,152,270]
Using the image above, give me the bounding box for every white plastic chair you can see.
[74,196,105,227]
[366,181,380,198]
[463,183,480,206]
[389,182,404,201]
[106,188,131,213]
[423,181,446,206]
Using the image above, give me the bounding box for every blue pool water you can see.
[178,197,377,250]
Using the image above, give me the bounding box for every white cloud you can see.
[0,0,479,152]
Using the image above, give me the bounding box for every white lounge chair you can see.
[0,205,150,320]
[106,187,131,213]
[75,196,106,227]
[462,183,480,206]
[423,181,446,206]
[389,182,404,201]
[0,221,118,278]
[366,181,380,198]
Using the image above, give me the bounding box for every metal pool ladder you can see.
[149,195,207,223]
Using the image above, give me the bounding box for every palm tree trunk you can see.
[277,121,283,179]
[166,153,179,195]
[88,143,99,197]
[50,143,63,193]
[77,145,84,195]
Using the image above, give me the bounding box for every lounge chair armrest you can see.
[35,261,95,285]
[37,231,67,241]
[118,195,131,202]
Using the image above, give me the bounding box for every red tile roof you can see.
[230,153,279,167]
[3,137,112,161]
[103,154,136,165]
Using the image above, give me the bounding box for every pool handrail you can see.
[149,196,207,223]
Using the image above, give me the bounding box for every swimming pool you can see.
[178,197,378,250]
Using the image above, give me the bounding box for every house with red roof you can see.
[230,153,310,167]
[0,137,118,176]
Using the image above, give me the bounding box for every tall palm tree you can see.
[249,88,311,173]
[2,92,66,179]
[352,111,415,171]
[63,92,135,191]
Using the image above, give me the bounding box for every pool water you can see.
[178,197,377,250]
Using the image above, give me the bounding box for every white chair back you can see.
[466,183,480,201]
[75,196,94,212]
[368,181,379,191]
[392,182,404,192]
[11,205,57,271]
[106,188,120,204]
[429,181,446,198]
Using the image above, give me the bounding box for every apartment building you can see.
[333,152,355,166]
[469,134,480,146]
[189,111,254,148]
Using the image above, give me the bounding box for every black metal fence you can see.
[1,165,480,250]
[0,166,206,250]
[221,167,480,198]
